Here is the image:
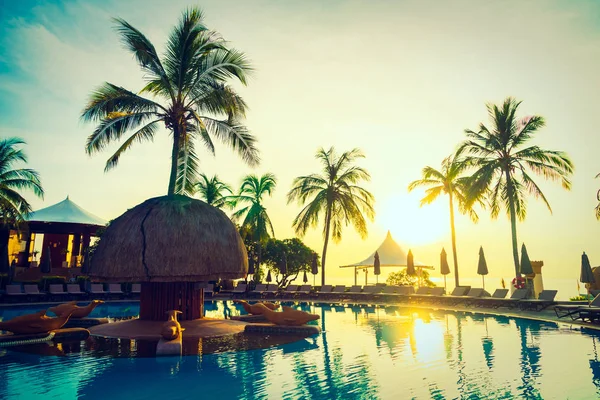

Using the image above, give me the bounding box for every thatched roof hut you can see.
[89,195,247,282]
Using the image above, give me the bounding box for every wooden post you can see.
[139,282,203,321]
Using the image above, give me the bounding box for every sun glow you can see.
[378,192,450,246]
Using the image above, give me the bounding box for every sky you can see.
[1,0,599,290]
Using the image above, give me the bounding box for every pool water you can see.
[1,301,600,399]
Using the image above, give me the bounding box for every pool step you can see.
[0,328,90,347]
[231,314,267,323]
[244,323,321,335]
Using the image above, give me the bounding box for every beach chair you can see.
[362,285,382,300]
[478,288,526,308]
[344,285,363,300]
[202,283,214,298]
[24,284,45,300]
[518,290,558,311]
[131,283,141,295]
[231,283,248,298]
[295,285,312,298]
[395,286,415,301]
[281,285,299,298]
[88,283,106,298]
[5,284,26,302]
[577,306,600,323]
[108,284,124,296]
[329,285,346,300]
[262,284,279,298]
[376,285,399,301]
[49,284,68,300]
[555,294,600,320]
[67,284,85,297]
[248,283,267,298]
[316,285,333,299]
[450,286,471,296]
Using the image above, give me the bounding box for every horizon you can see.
[1,0,599,290]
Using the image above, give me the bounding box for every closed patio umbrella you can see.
[477,246,488,289]
[81,247,91,274]
[520,243,534,298]
[407,250,415,276]
[303,270,308,283]
[266,269,272,283]
[581,252,595,303]
[247,257,255,275]
[374,251,381,284]
[311,253,318,286]
[440,248,450,290]
[40,246,52,274]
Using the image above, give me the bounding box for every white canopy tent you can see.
[340,231,433,285]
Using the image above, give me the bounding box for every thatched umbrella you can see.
[374,251,381,284]
[477,246,488,289]
[440,248,451,291]
[89,195,247,321]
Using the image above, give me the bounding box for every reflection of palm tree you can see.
[514,319,542,398]
[589,336,600,396]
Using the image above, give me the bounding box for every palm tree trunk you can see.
[505,169,520,278]
[448,192,460,287]
[167,125,181,196]
[321,202,333,287]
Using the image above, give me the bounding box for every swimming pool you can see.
[1,301,599,399]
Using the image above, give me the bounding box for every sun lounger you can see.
[578,307,600,323]
[24,284,45,299]
[202,283,214,297]
[347,285,363,295]
[316,285,333,298]
[88,283,106,297]
[281,285,299,298]
[108,284,124,295]
[49,284,68,299]
[295,285,312,298]
[262,284,279,298]
[5,284,26,301]
[450,286,471,296]
[248,283,267,298]
[67,284,85,296]
[518,290,558,311]
[231,283,248,298]
[397,286,415,296]
[555,294,600,319]
[361,285,382,298]
[329,285,346,300]
[444,287,485,306]
[477,288,526,308]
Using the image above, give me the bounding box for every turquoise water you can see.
[1,301,600,399]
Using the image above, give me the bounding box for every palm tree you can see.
[194,173,233,208]
[287,147,375,286]
[81,7,259,196]
[408,156,481,287]
[232,174,276,275]
[458,97,573,278]
[0,138,44,272]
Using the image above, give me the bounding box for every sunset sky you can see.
[1,0,599,288]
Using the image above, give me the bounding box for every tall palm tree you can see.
[0,138,44,272]
[408,156,481,287]
[232,174,276,275]
[287,147,375,286]
[458,97,573,278]
[81,8,259,196]
[194,173,233,208]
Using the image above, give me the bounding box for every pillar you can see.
[139,282,204,321]
[531,261,544,299]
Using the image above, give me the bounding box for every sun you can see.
[378,191,449,246]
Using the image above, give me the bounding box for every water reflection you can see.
[3,302,600,398]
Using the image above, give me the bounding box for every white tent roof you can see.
[27,196,107,226]
[340,231,432,269]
